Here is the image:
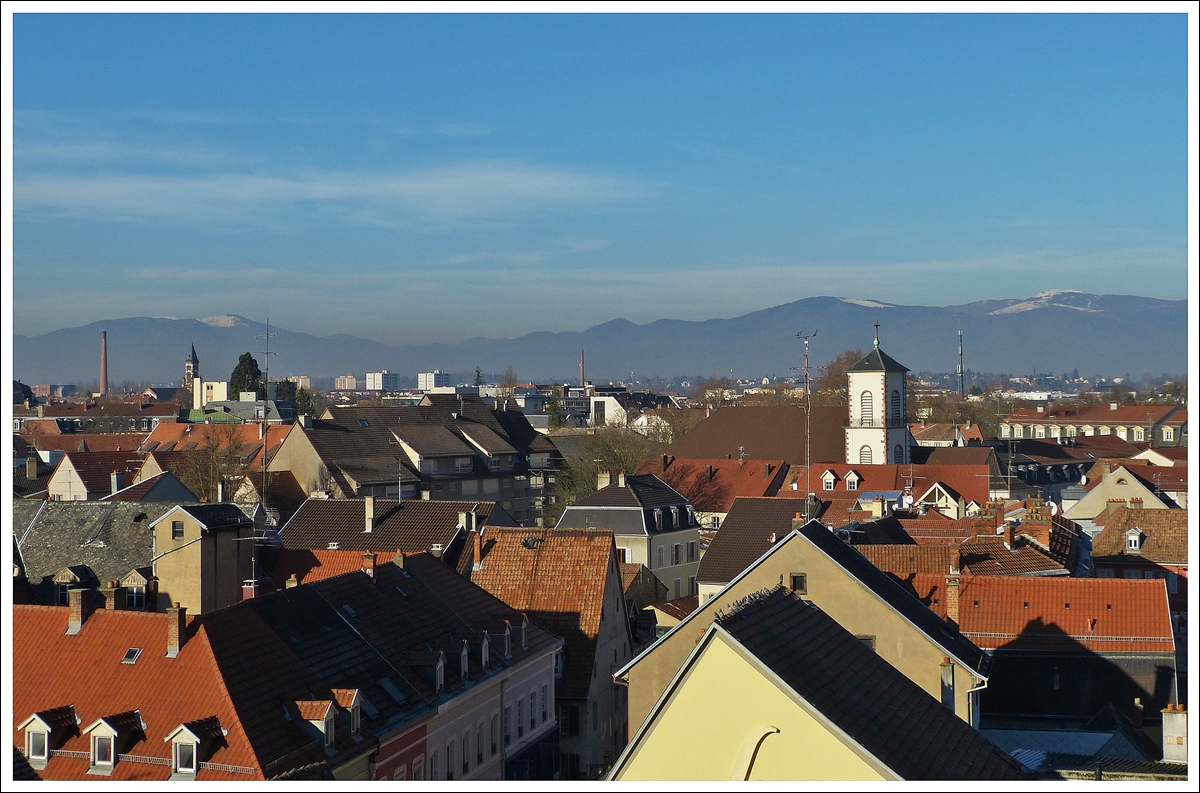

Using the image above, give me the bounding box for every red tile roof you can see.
[55,451,144,494]
[897,575,1175,653]
[662,405,849,464]
[24,433,150,453]
[640,456,788,512]
[780,462,994,506]
[1092,507,1188,565]
[465,527,618,699]
[141,423,292,469]
[1006,405,1180,426]
[269,549,396,589]
[12,606,261,780]
[651,595,698,620]
[909,422,992,443]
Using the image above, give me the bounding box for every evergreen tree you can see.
[274,379,298,410]
[473,367,484,386]
[547,389,565,430]
[229,353,264,399]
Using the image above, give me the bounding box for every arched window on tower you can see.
[890,390,901,424]
[860,391,874,426]
[859,446,873,465]
[894,444,904,464]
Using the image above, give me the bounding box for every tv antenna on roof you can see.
[796,330,818,517]
[255,317,277,518]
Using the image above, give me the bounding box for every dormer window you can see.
[436,654,446,693]
[481,634,490,668]
[173,740,197,775]
[460,642,470,680]
[1126,529,1143,553]
[821,470,837,491]
[504,624,512,657]
[27,730,48,763]
[92,734,114,769]
[324,715,335,747]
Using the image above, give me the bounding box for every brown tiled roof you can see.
[12,606,261,780]
[269,548,396,588]
[697,497,807,585]
[278,498,515,556]
[958,537,1066,577]
[1092,507,1188,565]
[57,451,144,494]
[619,562,643,592]
[899,575,1175,653]
[641,457,788,513]
[1006,405,1180,426]
[909,423,992,443]
[240,471,308,523]
[293,700,332,721]
[466,527,617,699]
[663,405,848,465]
[24,433,150,453]
[856,544,955,575]
[15,401,182,418]
[779,460,995,507]
[651,595,698,620]
[715,589,1025,780]
[141,423,291,469]
[394,424,477,457]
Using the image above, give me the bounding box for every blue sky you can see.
[12,13,1188,344]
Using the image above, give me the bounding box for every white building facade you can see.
[844,341,911,466]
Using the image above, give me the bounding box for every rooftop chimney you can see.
[473,529,484,571]
[949,544,961,576]
[66,588,96,635]
[1129,497,1143,510]
[361,552,376,578]
[364,495,375,533]
[166,603,187,658]
[661,453,669,472]
[870,496,887,519]
[99,330,109,397]
[99,580,126,611]
[26,455,37,480]
[37,403,45,418]
[242,580,258,600]
[1110,402,1119,411]
[110,470,124,494]
[597,470,611,489]
[1106,498,1127,519]
[764,462,773,477]
[1132,697,1144,729]
[617,471,626,487]
[945,575,960,627]
[1162,704,1188,763]
[285,574,299,589]
[706,464,714,482]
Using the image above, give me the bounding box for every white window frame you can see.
[27,730,48,762]
[92,734,114,768]
[847,478,859,491]
[174,740,198,775]
[324,715,335,747]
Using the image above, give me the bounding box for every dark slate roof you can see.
[278,498,517,556]
[12,746,42,781]
[846,347,910,373]
[663,405,849,465]
[14,458,56,498]
[456,423,518,456]
[176,503,256,527]
[394,424,477,457]
[717,588,1025,780]
[301,413,415,493]
[14,501,194,600]
[570,474,689,509]
[795,521,991,677]
[99,471,198,503]
[697,497,807,585]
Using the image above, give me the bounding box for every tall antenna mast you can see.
[796,330,818,517]
[255,318,277,521]
[957,330,965,397]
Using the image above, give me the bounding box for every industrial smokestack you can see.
[579,349,585,388]
[99,330,109,397]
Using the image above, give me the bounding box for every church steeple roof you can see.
[847,347,909,373]
[188,344,199,364]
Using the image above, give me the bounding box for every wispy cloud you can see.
[15,161,652,225]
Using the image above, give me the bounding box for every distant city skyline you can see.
[12,12,1188,343]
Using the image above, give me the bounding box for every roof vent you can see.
[342,604,357,617]
[327,542,340,550]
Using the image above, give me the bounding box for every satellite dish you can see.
[1079,475,1088,486]
[1049,502,1059,516]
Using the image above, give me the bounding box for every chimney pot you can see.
[285,573,299,589]
[661,453,669,472]
[472,529,484,571]
[597,470,611,489]
[618,471,626,487]
[99,582,126,611]
[166,603,187,657]
[26,455,38,480]
[945,576,960,626]
[706,464,714,482]
[242,580,258,600]
[364,495,375,533]
[362,552,377,578]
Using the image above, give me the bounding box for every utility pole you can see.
[256,318,277,523]
[958,330,965,397]
[796,330,818,519]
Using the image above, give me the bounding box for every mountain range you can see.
[13,290,1187,386]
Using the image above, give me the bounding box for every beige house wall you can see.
[153,510,254,614]
[1065,467,1172,520]
[626,533,977,733]
[614,631,888,781]
[48,459,91,501]
[267,427,341,497]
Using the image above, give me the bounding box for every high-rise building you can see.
[417,370,451,391]
[365,370,400,391]
[334,374,358,391]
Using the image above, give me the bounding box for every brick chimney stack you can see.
[66,588,96,635]
[597,470,611,489]
[166,603,187,658]
[945,576,960,626]
[99,330,109,397]
[472,529,484,571]
[361,552,377,578]
[26,454,38,480]
[99,580,126,611]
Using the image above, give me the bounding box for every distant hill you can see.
[13,291,1187,385]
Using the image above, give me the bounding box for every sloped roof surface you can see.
[99,471,198,503]
[856,544,955,575]
[142,423,291,469]
[394,424,476,457]
[1091,507,1188,565]
[796,521,991,676]
[571,473,689,508]
[269,548,396,589]
[644,457,788,513]
[466,527,616,699]
[901,575,1175,653]
[697,497,807,584]
[664,405,849,465]
[846,346,910,373]
[58,451,144,493]
[651,595,698,620]
[176,503,255,527]
[279,498,514,554]
[12,606,260,780]
[15,502,192,596]
[1006,405,1180,426]
[716,589,1023,780]
[24,433,150,453]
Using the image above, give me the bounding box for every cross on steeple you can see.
[873,320,880,349]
